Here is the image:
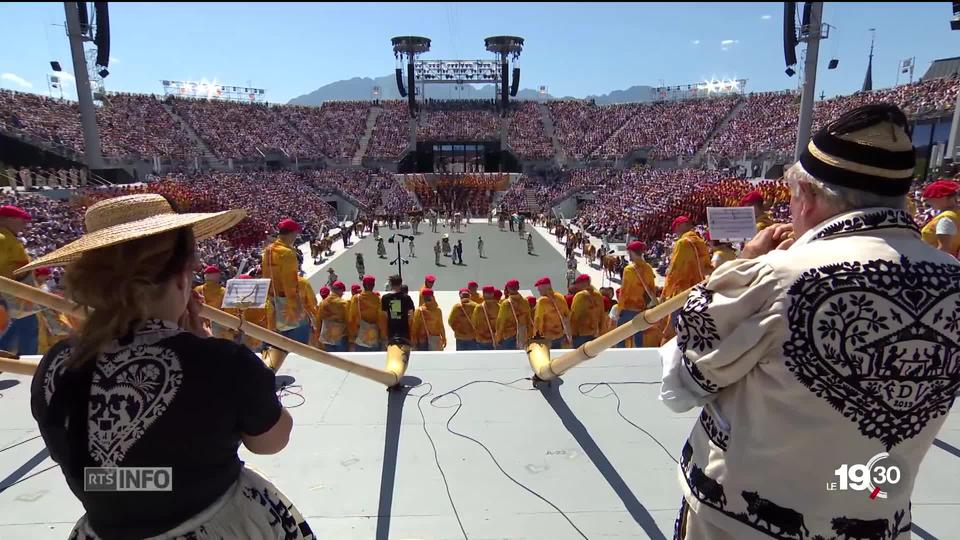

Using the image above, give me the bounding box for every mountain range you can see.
[287,73,655,106]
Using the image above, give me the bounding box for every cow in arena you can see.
[742,491,809,539]
[601,254,621,282]
[830,516,890,540]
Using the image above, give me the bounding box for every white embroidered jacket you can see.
[659,208,960,540]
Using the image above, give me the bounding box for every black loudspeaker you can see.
[828,59,839,69]
[510,67,520,97]
[76,2,89,33]
[783,2,797,67]
[50,61,62,72]
[801,1,812,30]
[500,61,509,110]
[396,68,407,98]
[94,2,110,68]
[407,61,416,115]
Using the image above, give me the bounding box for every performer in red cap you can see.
[471,285,500,350]
[534,277,572,349]
[0,204,37,354]
[194,265,231,339]
[419,274,437,306]
[617,240,661,347]
[739,190,775,232]
[225,274,273,352]
[661,215,711,344]
[921,179,960,255]
[262,218,309,344]
[317,281,349,352]
[318,286,330,299]
[34,267,72,354]
[705,231,737,269]
[347,275,386,352]
[448,288,478,350]
[467,281,482,304]
[526,295,537,309]
[570,274,605,347]
[495,279,533,350]
[412,288,447,351]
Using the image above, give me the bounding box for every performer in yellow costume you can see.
[262,219,310,344]
[569,274,605,348]
[195,265,231,339]
[617,241,661,347]
[495,279,533,350]
[661,216,711,344]
[348,275,387,352]
[920,179,960,256]
[412,288,447,351]
[317,281,349,352]
[471,285,500,350]
[740,190,775,231]
[448,288,478,350]
[533,277,571,350]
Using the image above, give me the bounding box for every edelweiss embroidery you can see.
[677,285,720,393]
[783,256,960,449]
[814,209,919,241]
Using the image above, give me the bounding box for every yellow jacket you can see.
[570,287,605,338]
[469,291,482,305]
[756,211,775,232]
[534,291,570,341]
[662,231,711,300]
[195,282,225,309]
[495,293,533,342]
[412,302,446,350]
[471,300,500,345]
[921,209,960,255]
[0,227,28,280]
[710,246,738,268]
[619,260,657,312]
[298,277,319,324]
[317,292,349,343]
[262,238,302,313]
[347,291,386,344]
[224,302,273,350]
[448,299,478,340]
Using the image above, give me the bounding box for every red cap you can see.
[575,274,591,284]
[482,285,496,295]
[627,240,646,253]
[332,281,345,290]
[505,279,520,290]
[375,291,381,297]
[203,265,221,275]
[739,190,764,206]
[922,179,960,200]
[319,286,330,297]
[422,287,434,299]
[34,267,52,277]
[564,293,574,307]
[237,274,252,279]
[467,281,478,288]
[527,295,537,308]
[494,289,503,300]
[616,287,622,299]
[671,215,691,231]
[425,274,436,283]
[603,296,613,311]
[0,205,31,221]
[362,275,376,287]
[459,288,471,297]
[278,218,302,233]
[351,284,361,294]
[534,276,551,287]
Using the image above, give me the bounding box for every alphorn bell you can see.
[0,277,410,387]
[526,284,696,381]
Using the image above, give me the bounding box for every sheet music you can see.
[223,278,271,308]
[706,206,757,241]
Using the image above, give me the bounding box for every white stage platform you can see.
[0,349,957,538]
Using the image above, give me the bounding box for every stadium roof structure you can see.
[923,56,960,81]
[0,349,958,538]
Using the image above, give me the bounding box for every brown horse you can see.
[601,254,620,282]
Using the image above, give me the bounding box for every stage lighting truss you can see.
[414,60,501,84]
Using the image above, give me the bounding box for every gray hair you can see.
[784,162,906,212]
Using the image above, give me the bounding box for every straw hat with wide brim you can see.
[16,194,246,275]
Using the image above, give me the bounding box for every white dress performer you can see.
[663,105,960,539]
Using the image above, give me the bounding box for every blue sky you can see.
[1,2,957,103]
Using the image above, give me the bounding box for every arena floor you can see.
[0,351,956,538]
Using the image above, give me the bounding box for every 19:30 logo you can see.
[827,453,908,500]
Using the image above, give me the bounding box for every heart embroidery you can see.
[784,256,960,449]
[88,344,183,466]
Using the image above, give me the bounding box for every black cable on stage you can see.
[0,434,42,454]
[277,382,306,409]
[426,378,590,540]
[0,464,60,493]
[577,381,679,466]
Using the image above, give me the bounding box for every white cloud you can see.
[721,39,739,46]
[1,72,32,88]
[53,72,75,82]
[691,39,701,45]
[761,14,772,20]
[109,56,120,64]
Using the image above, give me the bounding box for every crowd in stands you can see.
[417,99,500,142]
[0,192,84,259]
[507,101,554,160]
[547,101,639,161]
[98,93,200,159]
[404,173,507,215]
[168,97,319,160]
[0,90,84,153]
[303,168,419,214]
[367,101,410,159]
[279,101,370,160]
